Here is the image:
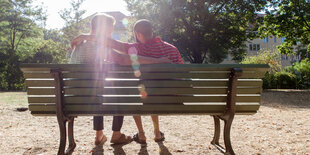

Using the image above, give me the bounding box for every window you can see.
[263,37,268,43]
[249,44,260,51]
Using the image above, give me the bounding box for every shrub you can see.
[285,58,310,89]
[241,50,281,89]
[274,71,297,89]
[241,50,281,72]
[262,72,276,89]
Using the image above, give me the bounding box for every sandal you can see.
[154,132,165,142]
[95,135,107,145]
[110,134,133,145]
[133,132,147,144]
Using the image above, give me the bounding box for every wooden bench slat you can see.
[28,103,260,115]
[27,87,262,95]
[23,71,266,79]
[25,79,263,87]
[28,95,261,103]
[20,63,269,72]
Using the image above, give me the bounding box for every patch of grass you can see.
[0,92,28,106]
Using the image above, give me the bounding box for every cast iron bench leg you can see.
[65,117,76,155]
[211,116,220,145]
[57,120,67,155]
[223,116,235,155]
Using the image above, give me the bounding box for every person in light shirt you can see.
[70,14,171,148]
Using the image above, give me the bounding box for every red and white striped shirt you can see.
[122,37,183,64]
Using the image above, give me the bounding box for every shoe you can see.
[110,134,133,145]
[133,132,147,144]
[154,132,165,142]
[95,135,107,145]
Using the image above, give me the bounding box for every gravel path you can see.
[0,91,309,154]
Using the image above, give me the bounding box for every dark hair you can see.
[133,19,153,40]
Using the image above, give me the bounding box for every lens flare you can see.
[138,84,146,91]
[140,91,148,99]
[134,70,141,77]
[122,18,129,27]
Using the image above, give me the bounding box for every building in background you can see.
[105,11,129,41]
[221,14,304,68]
[221,35,302,67]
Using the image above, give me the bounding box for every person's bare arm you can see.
[109,51,171,65]
[70,34,96,49]
[106,38,128,54]
[71,36,129,54]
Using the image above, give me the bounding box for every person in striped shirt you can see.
[71,19,183,144]
[108,19,183,144]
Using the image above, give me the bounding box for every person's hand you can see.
[70,35,96,49]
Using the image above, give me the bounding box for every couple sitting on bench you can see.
[70,13,183,146]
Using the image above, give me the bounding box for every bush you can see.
[285,58,310,89]
[274,71,297,89]
[241,50,281,72]
[241,50,281,89]
[262,72,276,89]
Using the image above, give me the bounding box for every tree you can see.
[124,0,268,63]
[259,0,310,56]
[0,0,46,55]
[0,0,46,90]
[59,0,89,52]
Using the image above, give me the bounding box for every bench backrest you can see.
[21,64,269,116]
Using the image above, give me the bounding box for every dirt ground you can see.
[0,90,310,155]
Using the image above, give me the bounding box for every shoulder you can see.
[159,41,180,54]
[162,41,178,49]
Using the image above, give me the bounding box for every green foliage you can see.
[247,56,310,89]
[285,58,310,89]
[59,0,89,53]
[0,0,68,90]
[241,50,282,89]
[259,0,310,55]
[262,72,276,89]
[274,71,297,89]
[0,0,46,90]
[124,0,267,63]
[23,38,68,64]
[241,50,281,72]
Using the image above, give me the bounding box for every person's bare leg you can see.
[95,130,106,144]
[133,115,146,141]
[151,115,162,139]
[111,131,121,140]
[110,116,132,144]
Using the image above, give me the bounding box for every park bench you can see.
[20,63,268,155]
